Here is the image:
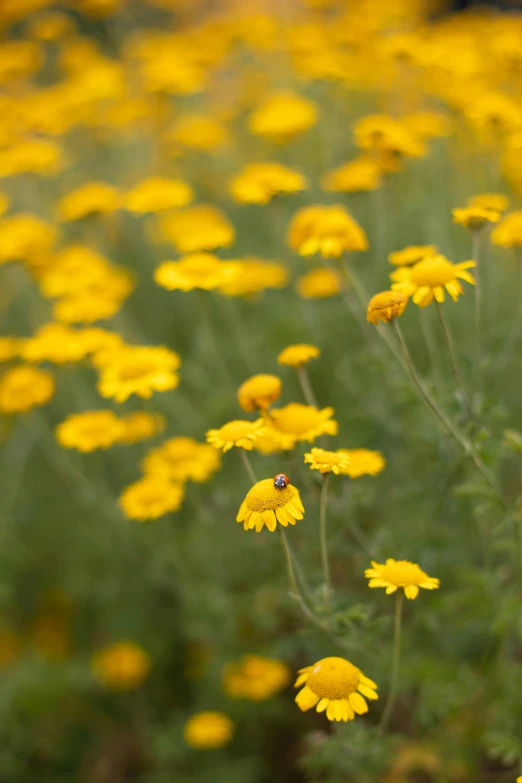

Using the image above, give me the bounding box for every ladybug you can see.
[273,473,290,489]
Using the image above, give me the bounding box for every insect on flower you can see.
[273,473,290,489]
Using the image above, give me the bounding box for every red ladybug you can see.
[273,473,290,489]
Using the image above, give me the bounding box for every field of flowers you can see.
[2,0,522,781]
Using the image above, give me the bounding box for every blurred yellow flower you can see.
[452,206,500,230]
[237,374,281,412]
[391,256,475,307]
[388,245,438,266]
[39,246,114,298]
[296,267,342,298]
[124,177,193,214]
[206,420,264,452]
[165,113,229,151]
[184,711,234,749]
[23,323,93,364]
[491,211,522,247]
[0,139,63,177]
[58,182,120,221]
[403,111,451,140]
[230,162,306,205]
[119,412,166,444]
[97,345,181,402]
[249,91,318,142]
[143,436,221,483]
[269,403,337,445]
[365,559,440,600]
[157,206,235,253]
[91,641,151,690]
[322,156,382,193]
[119,475,184,521]
[155,253,239,292]
[277,344,319,368]
[0,365,54,413]
[0,213,57,266]
[354,114,426,159]
[236,477,304,532]
[469,193,509,213]
[367,291,408,324]
[304,447,350,475]
[288,205,368,258]
[0,337,22,362]
[295,656,378,722]
[337,449,386,478]
[219,258,288,297]
[223,655,290,701]
[55,410,126,453]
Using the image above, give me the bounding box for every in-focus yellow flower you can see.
[184,711,234,749]
[157,206,235,253]
[388,245,438,266]
[390,255,475,307]
[296,267,342,298]
[491,211,522,247]
[143,437,221,482]
[295,656,378,722]
[288,205,368,258]
[0,365,54,413]
[58,182,119,221]
[277,344,320,368]
[452,206,500,230]
[155,253,239,292]
[469,193,509,213]
[249,91,318,142]
[322,156,382,193]
[119,412,166,444]
[304,447,350,475]
[336,449,386,478]
[236,478,304,532]
[91,641,151,690]
[97,345,181,402]
[367,291,408,324]
[206,420,264,452]
[230,162,307,205]
[119,475,184,521]
[124,177,193,214]
[237,374,281,412]
[56,410,126,452]
[269,403,337,446]
[219,258,288,297]
[365,559,440,600]
[223,655,290,701]
[166,113,229,152]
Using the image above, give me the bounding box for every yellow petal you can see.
[358,683,379,700]
[349,692,368,714]
[405,585,419,599]
[294,673,308,687]
[326,701,337,721]
[386,584,398,594]
[295,685,319,711]
[263,509,277,531]
[316,698,329,712]
[359,674,378,689]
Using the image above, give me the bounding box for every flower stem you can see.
[472,229,482,397]
[380,591,403,730]
[239,449,258,484]
[434,300,472,418]
[319,472,331,605]
[296,365,318,407]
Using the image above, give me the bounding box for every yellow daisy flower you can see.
[219,258,288,297]
[184,711,234,749]
[143,437,221,483]
[119,412,166,444]
[229,162,307,205]
[119,475,184,521]
[296,267,342,299]
[237,374,281,412]
[365,559,440,600]
[166,113,229,152]
[277,344,320,368]
[223,655,290,701]
[236,477,304,532]
[0,365,55,413]
[157,205,235,253]
[97,345,181,402]
[321,156,382,193]
[0,336,22,362]
[0,213,57,266]
[206,419,264,452]
[366,291,408,324]
[55,410,126,453]
[124,177,193,214]
[390,255,475,307]
[269,403,337,446]
[91,641,151,690]
[337,449,386,478]
[57,181,119,221]
[491,211,522,247]
[452,206,500,230]
[304,447,351,475]
[288,204,368,258]
[249,91,318,143]
[388,245,438,266]
[469,193,509,213]
[294,656,378,722]
[155,253,239,292]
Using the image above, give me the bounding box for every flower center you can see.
[271,405,318,434]
[307,657,360,699]
[118,360,156,381]
[246,478,296,511]
[379,561,427,585]
[220,421,255,440]
[410,257,456,287]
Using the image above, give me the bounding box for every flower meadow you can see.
[3,0,522,781]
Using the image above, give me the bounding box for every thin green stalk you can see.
[297,365,318,407]
[434,300,471,417]
[380,591,404,730]
[240,449,258,484]
[472,229,482,396]
[320,473,331,605]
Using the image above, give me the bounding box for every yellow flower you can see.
[223,655,290,701]
[321,156,382,193]
[249,91,318,142]
[184,711,234,749]
[277,344,320,368]
[269,403,338,446]
[155,253,239,292]
[143,437,221,482]
[0,337,22,362]
[304,447,351,475]
[251,425,290,455]
[39,246,114,298]
[388,245,438,266]
[124,177,193,214]
[119,412,166,444]
[236,478,304,532]
[119,475,184,521]
[157,206,235,253]
[83,329,126,368]
[295,656,378,722]
[365,559,440,600]
[0,213,57,266]
[58,182,120,221]
[366,291,408,324]
[22,323,95,364]
[166,113,229,152]
[288,205,368,258]
[237,374,281,412]
[469,193,510,213]
[354,114,426,159]
[97,345,181,402]
[55,410,126,453]
[491,211,522,247]
[219,258,288,297]
[452,206,500,230]
[91,642,151,690]
[403,111,451,140]
[296,267,342,298]
[516,777,522,782]
[336,449,386,478]
[230,162,307,205]
[0,365,54,413]
[390,255,476,307]
[0,139,63,178]
[206,419,264,452]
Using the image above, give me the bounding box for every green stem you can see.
[380,591,403,730]
[434,300,471,417]
[472,229,482,397]
[297,365,318,407]
[239,449,258,484]
[320,473,331,605]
